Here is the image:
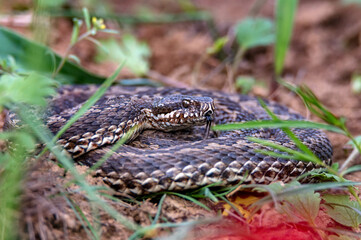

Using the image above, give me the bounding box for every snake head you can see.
[144,95,215,133]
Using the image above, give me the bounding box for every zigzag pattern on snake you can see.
[8,85,333,195]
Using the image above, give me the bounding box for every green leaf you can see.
[274,0,298,76]
[250,182,361,214]
[96,35,151,76]
[235,17,275,51]
[235,76,256,94]
[278,186,321,223]
[0,72,56,106]
[322,194,361,228]
[351,75,361,93]
[307,171,342,182]
[254,182,321,223]
[331,162,340,171]
[0,26,105,84]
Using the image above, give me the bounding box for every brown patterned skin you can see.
[9,85,333,195]
[48,88,215,158]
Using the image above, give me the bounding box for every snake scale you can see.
[7,85,333,195]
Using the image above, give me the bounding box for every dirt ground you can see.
[2,0,361,239]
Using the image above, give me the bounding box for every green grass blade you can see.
[213,176,248,197]
[0,139,29,240]
[212,120,344,134]
[151,194,167,225]
[254,149,305,161]
[64,194,99,240]
[248,137,320,164]
[292,168,332,182]
[219,196,245,218]
[274,0,298,76]
[52,63,124,142]
[282,127,320,161]
[341,165,361,176]
[175,182,223,199]
[168,192,211,211]
[85,126,134,175]
[203,188,219,202]
[14,104,139,232]
[257,98,327,163]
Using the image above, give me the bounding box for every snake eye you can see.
[182,99,190,108]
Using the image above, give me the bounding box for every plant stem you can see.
[340,147,359,172]
[52,31,94,78]
[231,46,245,78]
[52,45,72,78]
[344,129,361,155]
[341,129,361,206]
[192,52,208,87]
[226,47,245,91]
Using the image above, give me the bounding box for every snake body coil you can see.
[8,85,333,195]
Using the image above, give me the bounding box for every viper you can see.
[6,85,333,195]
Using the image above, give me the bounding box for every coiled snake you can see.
[7,85,333,195]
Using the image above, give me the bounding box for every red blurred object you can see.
[198,219,323,240]
[192,204,341,240]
